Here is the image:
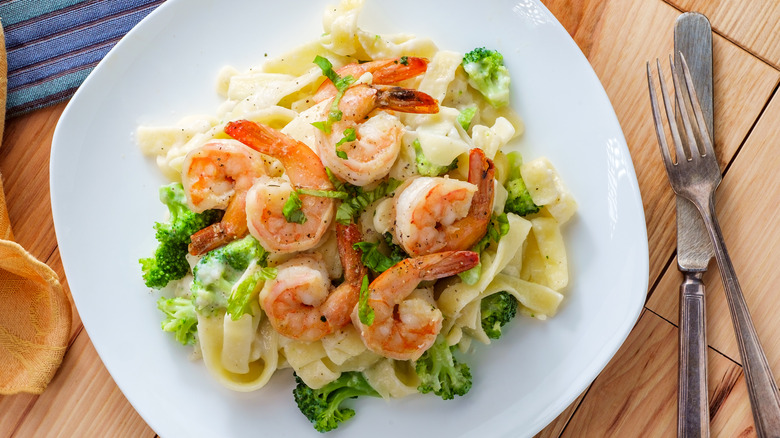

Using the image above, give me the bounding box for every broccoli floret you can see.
[157,296,198,345]
[462,47,511,108]
[415,334,472,400]
[504,151,541,216]
[481,291,518,339]
[140,183,222,289]
[293,372,380,433]
[413,139,458,177]
[191,234,276,319]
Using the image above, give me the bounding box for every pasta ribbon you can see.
[197,310,278,392]
[521,157,577,224]
[439,213,532,325]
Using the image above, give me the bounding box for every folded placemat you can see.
[0,0,166,118]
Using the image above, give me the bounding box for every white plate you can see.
[50,0,648,436]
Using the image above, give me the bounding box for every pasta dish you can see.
[136,0,576,432]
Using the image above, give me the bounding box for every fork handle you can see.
[679,272,710,438]
[698,196,780,437]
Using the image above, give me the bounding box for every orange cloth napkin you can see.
[0,24,72,395]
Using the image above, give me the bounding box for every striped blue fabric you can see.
[0,0,166,117]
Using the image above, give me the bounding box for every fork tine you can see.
[669,55,699,161]
[679,53,716,158]
[656,59,687,164]
[647,61,674,172]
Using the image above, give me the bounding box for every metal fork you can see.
[647,55,780,437]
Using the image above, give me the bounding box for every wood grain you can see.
[560,310,742,437]
[711,373,760,437]
[667,0,780,69]
[542,0,779,289]
[0,103,67,262]
[647,90,780,368]
[10,333,155,438]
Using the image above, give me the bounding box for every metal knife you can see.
[674,12,714,438]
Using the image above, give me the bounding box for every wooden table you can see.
[2,0,780,436]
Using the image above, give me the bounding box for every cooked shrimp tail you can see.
[319,223,367,329]
[314,56,429,103]
[372,250,480,287]
[441,148,496,251]
[181,140,267,255]
[375,86,439,114]
[336,223,367,284]
[188,191,248,255]
[353,250,479,361]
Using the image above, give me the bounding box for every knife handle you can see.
[679,271,710,438]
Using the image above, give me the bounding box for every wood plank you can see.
[0,393,37,438]
[647,90,780,368]
[541,0,779,289]
[667,0,780,69]
[10,332,156,437]
[0,103,92,435]
[0,102,67,262]
[711,373,759,437]
[561,309,743,436]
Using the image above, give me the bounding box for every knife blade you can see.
[674,12,714,438]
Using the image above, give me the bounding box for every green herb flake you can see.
[313,55,341,86]
[358,275,374,325]
[336,128,356,146]
[311,121,329,133]
[311,56,356,134]
[282,191,307,224]
[334,178,403,225]
[296,188,349,199]
[353,233,408,274]
[335,127,357,160]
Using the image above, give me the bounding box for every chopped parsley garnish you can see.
[325,169,402,225]
[295,188,349,199]
[353,232,409,273]
[358,274,374,326]
[335,127,357,159]
[226,263,278,319]
[312,56,356,134]
[282,190,307,224]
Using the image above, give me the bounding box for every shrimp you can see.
[262,224,367,341]
[313,56,429,103]
[352,250,479,361]
[316,84,439,186]
[181,139,268,255]
[394,148,496,257]
[224,120,336,253]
